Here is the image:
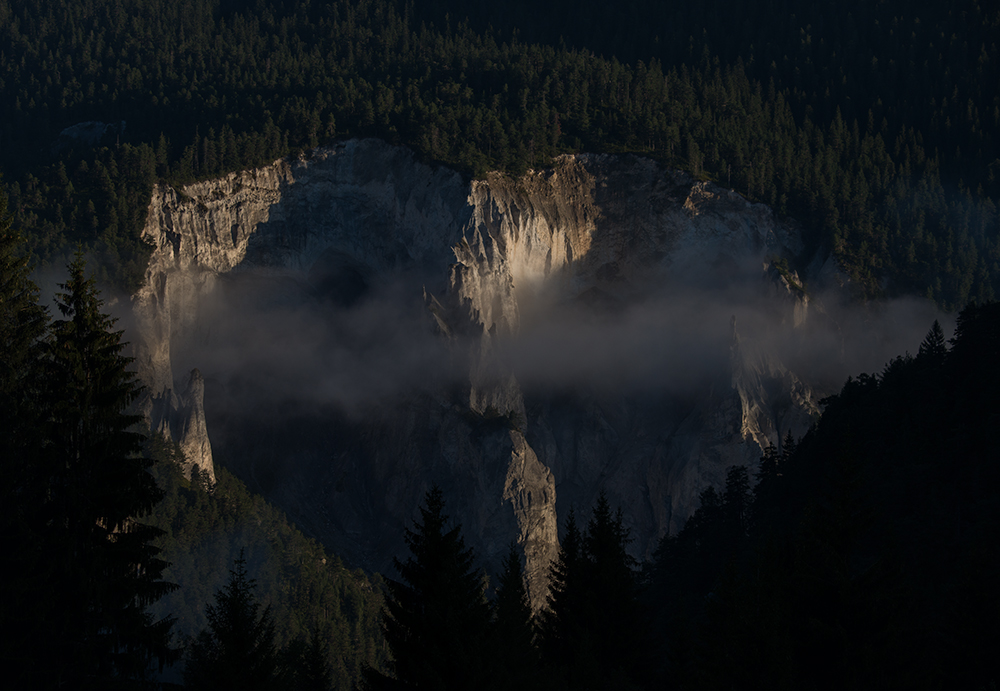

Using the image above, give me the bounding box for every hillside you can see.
[145,435,387,688]
[648,304,1000,689]
[1,0,998,307]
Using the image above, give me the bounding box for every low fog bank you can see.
[501,262,953,401]
[162,258,955,425]
[171,267,468,419]
[35,251,955,421]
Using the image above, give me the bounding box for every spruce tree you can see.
[538,508,585,679]
[917,319,948,365]
[491,544,542,690]
[723,465,754,540]
[753,442,783,535]
[0,188,48,450]
[0,188,51,687]
[0,187,47,525]
[15,252,177,687]
[780,431,797,464]
[582,494,653,689]
[184,549,282,690]
[365,486,494,691]
[540,496,652,690]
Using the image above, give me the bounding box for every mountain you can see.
[129,137,939,606]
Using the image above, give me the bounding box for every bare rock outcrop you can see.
[130,139,824,603]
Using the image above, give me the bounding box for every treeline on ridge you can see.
[1,0,999,308]
[377,304,1000,689]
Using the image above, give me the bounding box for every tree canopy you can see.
[647,305,1000,689]
[1,0,997,307]
[0,247,177,688]
[366,486,494,690]
[184,549,282,690]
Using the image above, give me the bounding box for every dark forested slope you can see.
[1,0,998,307]
[145,437,387,689]
[649,305,1000,689]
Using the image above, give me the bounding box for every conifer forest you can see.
[1,0,999,688]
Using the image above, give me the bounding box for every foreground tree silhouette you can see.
[0,188,48,473]
[540,494,653,690]
[365,487,494,691]
[185,549,282,690]
[491,544,543,690]
[0,189,51,683]
[1,252,177,687]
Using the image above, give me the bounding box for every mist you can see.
[165,256,954,423]
[501,261,952,400]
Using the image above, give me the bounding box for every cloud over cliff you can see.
[170,254,950,426]
[171,268,464,418]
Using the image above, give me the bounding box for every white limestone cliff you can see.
[131,139,820,607]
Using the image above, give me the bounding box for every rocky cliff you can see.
[133,139,821,608]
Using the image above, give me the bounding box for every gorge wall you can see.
[133,138,830,608]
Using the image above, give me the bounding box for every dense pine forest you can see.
[376,306,1000,690]
[3,0,1000,687]
[1,0,999,306]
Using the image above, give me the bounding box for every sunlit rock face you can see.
[132,139,819,609]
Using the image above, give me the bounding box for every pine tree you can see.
[538,508,585,679]
[185,548,282,690]
[917,319,948,365]
[0,187,52,687]
[20,252,177,687]
[365,486,494,691]
[540,495,652,690]
[491,544,541,690]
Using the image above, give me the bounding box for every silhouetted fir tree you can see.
[780,431,797,464]
[537,508,585,682]
[22,252,177,688]
[582,494,654,689]
[723,465,754,541]
[651,484,729,609]
[917,319,948,365]
[752,443,781,533]
[758,441,779,482]
[365,486,494,691]
[0,189,52,686]
[185,548,283,690]
[0,189,48,445]
[285,629,335,691]
[946,303,1000,468]
[541,496,652,690]
[948,304,1000,380]
[491,544,542,690]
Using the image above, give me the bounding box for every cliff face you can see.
[133,139,819,608]
[133,140,469,483]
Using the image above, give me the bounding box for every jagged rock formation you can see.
[132,139,822,608]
